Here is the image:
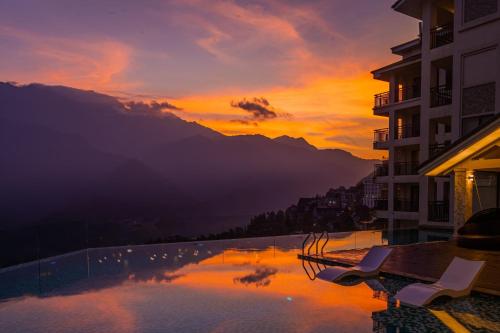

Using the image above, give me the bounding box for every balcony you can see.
[430,85,452,107]
[374,85,421,111]
[395,85,421,102]
[430,24,453,49]
[373,128,389,150]
[374,91,390,109]
[374,162,389,177]
[394,199,419,212]
[429,143,451,158]
[374,199,389,210]
[394,161,419,176]
[395,124,420,140]
[428,201,450,222]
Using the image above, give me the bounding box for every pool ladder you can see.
[301,230,330,257]
[301,231,330,280]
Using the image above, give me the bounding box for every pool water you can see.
[0,232,499,333]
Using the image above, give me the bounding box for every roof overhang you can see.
[392,0,423,19]
[420,118,500,176]
[371,55,421,81]
[391,38,421,56]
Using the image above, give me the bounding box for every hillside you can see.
[0,82,377,236]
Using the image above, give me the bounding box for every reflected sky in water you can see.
[0,232,498,333]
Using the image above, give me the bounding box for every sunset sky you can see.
[0,0,417,158]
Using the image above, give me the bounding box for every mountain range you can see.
[0,82,376,236]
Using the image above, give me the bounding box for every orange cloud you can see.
[164,246,388,329]
[169,72,388,158]
[0,26,135,92]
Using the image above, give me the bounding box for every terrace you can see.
[395,123,420,140]
[373,128,389,150]
[374,161,389,177]
[299,239,500,296]
[428,200,450,222]
[429,142,451,158]
[373,82,421,112]
[430,23,454,49]
[394,161,419,176]
[430,56,453,108]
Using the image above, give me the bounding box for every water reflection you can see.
[0,232,497,333]
[233,267,278,287]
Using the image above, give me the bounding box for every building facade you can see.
[360,173,381,209]
[372,0,500,238]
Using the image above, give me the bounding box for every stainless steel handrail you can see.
[301,258,317,280]
[301,233,312,257]
[307,232,317,256]
[316,231,325,255]
[320,231,329,256]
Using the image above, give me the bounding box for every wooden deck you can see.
[299,241,500,296]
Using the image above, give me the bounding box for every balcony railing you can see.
[430,24,454,49]
[373,128,389,150]
[374,163,389,177]
[428,201,450,222]
[374,91,390,109]
[396,85,421,102]
[374,85,421,110]
[374,199,389,210]
[429,143,451,158]
[395,124,420,139]
[394,161,419,176]
[394,199,419,212]
[430,85,452,107]
[373,128,389,143]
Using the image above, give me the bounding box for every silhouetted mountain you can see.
[0,82,220,158]
[0,82,376,236]
[273,135,316,151]
[0,117,189,230]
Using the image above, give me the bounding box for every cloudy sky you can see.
[0,0,417,158]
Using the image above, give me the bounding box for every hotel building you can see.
[372,0,500,240]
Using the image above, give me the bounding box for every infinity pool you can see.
[0,231,499,332]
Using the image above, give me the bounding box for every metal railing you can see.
[374,163,389,177]
[374,199,389,210]
[374,91,390,109]
[373,128,389,143]
[373,128,389,150]
[394,199,419,212]
[395,85,421,102]
[428,201,450,222]
[301,231,330,257]
[429,143,451,158]
[394,161,419,176]
[374,85,421,109]
[430,85,452,107]
[395,124,420,139]
[430,24,454,49]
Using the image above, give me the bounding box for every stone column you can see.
[465,170,474,221]
[453,168,473,234]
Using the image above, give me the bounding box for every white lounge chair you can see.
[316,246,393,282]
[395,257,485,307]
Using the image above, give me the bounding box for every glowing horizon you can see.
[0,0,417,158]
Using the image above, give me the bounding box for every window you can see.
[464,0,498,23]
[462,82,495,116]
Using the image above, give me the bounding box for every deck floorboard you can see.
[299,241,500,296]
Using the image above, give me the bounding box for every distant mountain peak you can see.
[273,135,317,151]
